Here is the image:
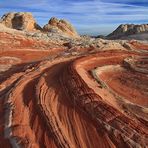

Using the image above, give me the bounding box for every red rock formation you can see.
[0,49,148,147]
[0,19,148,147]
[129,40,148,51]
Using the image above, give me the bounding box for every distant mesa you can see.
[43,17,79,38]
[0,12,42,31]
[107,24,148,39]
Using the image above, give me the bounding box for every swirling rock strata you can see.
[60,52,148,147]
[0,50,148,148]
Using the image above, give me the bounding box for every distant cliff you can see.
[107,24,148,40]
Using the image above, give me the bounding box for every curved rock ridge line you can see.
[60,51,148,147]
[3,60,56,147]
[0,51,148,148]
[0,59,63,147]
[93,65,148,121]
[124,56,148,74]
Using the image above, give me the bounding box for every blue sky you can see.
[0,0,148,35]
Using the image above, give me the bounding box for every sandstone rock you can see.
[43,17,79,38]
[0,12,41,31]
[107,24,148,39]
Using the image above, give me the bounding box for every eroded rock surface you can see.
[0,12,148,148]
[43,17,79,38]
[0,50,148,148]
[0,12,41,31]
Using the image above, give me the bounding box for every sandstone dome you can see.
[0,12,42,31]
[43,17,79,38]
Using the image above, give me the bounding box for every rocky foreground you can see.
[0,12,148,148]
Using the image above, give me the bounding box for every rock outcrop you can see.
[0,12,148,147]
[0,12,41,31]
[0,13,79,38]
[43,17,79,37]
[0,50,148,147]
[107,24,148,39]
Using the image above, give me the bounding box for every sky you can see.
[0,0,148,35]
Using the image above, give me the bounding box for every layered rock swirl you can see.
[0,50,148,148]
